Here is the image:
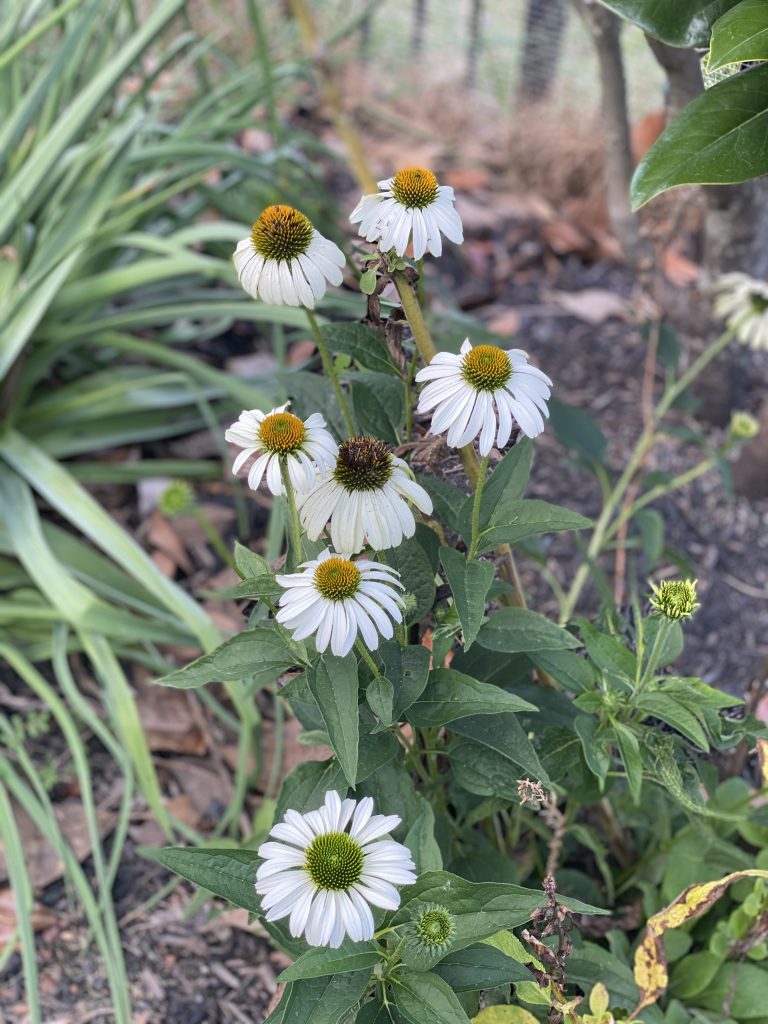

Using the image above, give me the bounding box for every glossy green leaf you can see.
[577,620,637,679]
[599,0,740,46]
[407,669,537,727]
[379,641,431,719]
[383,538,436,624]
[278,942,382,982]
[434,944,530,992]
[274,760,348,823]
[393,970,470,1024]
[476,499,591,553]
[477,607,579,653]
[351,371,405,444]
[366,676,395,727]
[709,0,768,68]
[322,322,399,375]
[636,693,710,749]
[458,440,533,539]
[307,655,360,787]
[156,626,302,689]
[631,64,768,208]
[450,714,551,788]
[528,649,594,693]
[548,398,607,462]
[152,847,261,914]
[613,722,643,804]
[440,548,494,650]
[404,800,443,873]
[266,972,372,1024]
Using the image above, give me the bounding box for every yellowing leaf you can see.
[473,1007,540,1024]
[589,983,610,1017]
[757,739,768,786]
[632,869,768,1017]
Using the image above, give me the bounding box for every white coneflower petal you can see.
[416,338,552,456]
[296,437,433,555]
[233,204,345,309]
[275,548,405,656]
[256,791,416,948]
[713,273,768,350]
[350,168,464,259]
[225,403,338,497]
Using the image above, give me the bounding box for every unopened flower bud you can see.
[158,480,195,518]
[729,410,759,443]
[649,579,699,621]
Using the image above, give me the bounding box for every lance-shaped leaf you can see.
[440,548,494,650]
[307,654,360,787]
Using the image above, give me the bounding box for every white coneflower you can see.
[350,168,463,259]
[415,339,552,455]
[275,548,405,656]
[233,204,345,308]
[256,790,417,948]
[225,404,338,495]
[296,437,433,554]
[714,273,768,350]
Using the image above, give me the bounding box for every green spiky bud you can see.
[159,480,195,518]
[648,579,699,621]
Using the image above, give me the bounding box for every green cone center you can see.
[415,906,454,946]
[305,831,364,890]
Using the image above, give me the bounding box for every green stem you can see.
[606,456,717,542]
[416,257,425,307]
[355,638,381,677]
[279,458,304,571]
[639,617,672,690]
[392,270,437,363]
[561,325,737,623]
[305,308,356,437]
[467,454,490,559]
[193,507,237,572]
[403,346,419,443]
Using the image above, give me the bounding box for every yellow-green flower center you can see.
[314,557,362,601]
[305,831,364,890]
[749,291,768,314]
[258,411,306,453]
[333,437,393,492]
[390,167,439,209]
[413,904,455,948]
[461,345,512,392]
[250,205,314,262]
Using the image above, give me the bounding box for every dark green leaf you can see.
[635,693,710,750]
[577,620,636,679]
[440,548,494,650]
[614,721,643,804]
[478,607,579,654]
[383,538,436,624]
[635,508,665,571]
[548,398,607,462]
[274,759,348,822]
[357,999,406,1024]
[458,440,533,539]
[694,961,768,1018]
[710,0,768,68]
[156,624,303,689]
[599,0,740,46]
[356,717,399,783]
[407,668,537,727]
[278,942,382,982]
[418,475,469,535]
[434,943,530,992]
[528,649,593,692]
[405,800,443,873]
[211,574,282,601]
[266,971,372,1024]
[393,871,605,971]
[355,762,422,839]
[450,713,551,786]
[351,372,405,444]
[307,655,360,787]
[631,64,768,208]
[366,676,394,726]
[574,715,611,786]
[448,739,529,802]
[234,541,271,579]
[393,970,470,1024]
[378,641,431,719]
[152,847,261,913]
[321,322,398,376]
[476,499,591,553]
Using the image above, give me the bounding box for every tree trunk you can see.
[571,0,638,264]
[517,0,567,103]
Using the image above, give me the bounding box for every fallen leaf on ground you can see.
[547,288,630,325]
[0,888,58,944]
[663,247,701,287]
[485,307,522,336]
[541,219,592,257]
[138,682,207,755]
[0,801,115,890]
[161,759,233,826]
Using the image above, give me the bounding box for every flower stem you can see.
[355,639,380,677]
[193,507,237,572]
[560,323,737,623]
[639,617,671,690]
[305,308,356,437]
[467,454,490,560]
[279,458,304,571]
